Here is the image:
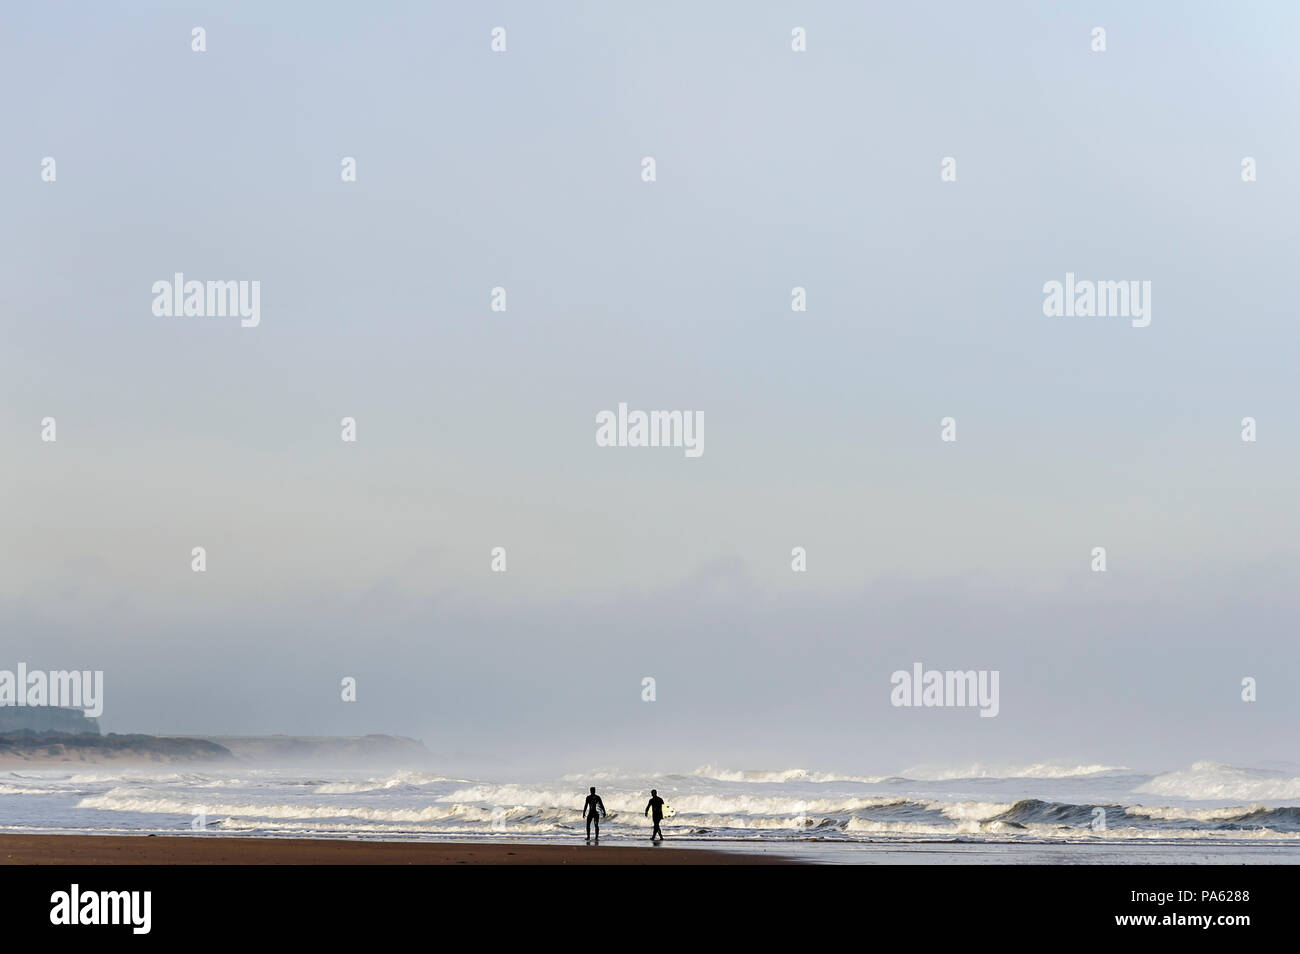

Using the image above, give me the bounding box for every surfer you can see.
[645,789,666,841]
[582,787,606,840]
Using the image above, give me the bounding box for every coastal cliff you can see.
[0,732,427,767]
[0,732,232,765]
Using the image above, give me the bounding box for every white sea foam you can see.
[688,765,887,784]
[7,760,1291,847]
[443,783,903,816]
[78,790,472,823]
[927,800,1018,822]
[898,762,1128,781]
[1125,803,1264,822]
[1136,762,1300,801]
[0,783,64,795]
[314,771,454,794]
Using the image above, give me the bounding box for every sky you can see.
[1,1,1297,776]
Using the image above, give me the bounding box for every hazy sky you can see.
[2,2,1297,776]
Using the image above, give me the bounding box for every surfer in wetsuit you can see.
[583,787,606,840]
[645,789,666,841]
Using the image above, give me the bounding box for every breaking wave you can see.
[1136,762,1300,801]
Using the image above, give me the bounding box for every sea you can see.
[4,759,1300,864]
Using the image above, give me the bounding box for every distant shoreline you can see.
[0,732,428,768]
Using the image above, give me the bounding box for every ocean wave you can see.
[0,783,65,795]
[897,762,1130,781]
[26,760,1300,846]
[442,783,907,816]
[927,800,1018,822]
[314,771,455,794]
[65,786,1300,842]
[981,798,1300,833]
[688,765,888,784]
[78,791,472,824]
[1136,762,1300,801]
[1126,804,1266,822]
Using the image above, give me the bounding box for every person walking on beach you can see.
[582,786,606,841]
[645,789,666,841]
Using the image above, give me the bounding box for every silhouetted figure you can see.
[583,786,606,840]
[645,788,666,841]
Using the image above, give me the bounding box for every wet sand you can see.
[0,834,800,865]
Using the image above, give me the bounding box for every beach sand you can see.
[0,834,799,865]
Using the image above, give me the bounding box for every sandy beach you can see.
[0,834,799,865]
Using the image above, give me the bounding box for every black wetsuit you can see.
[646,795,665,840]
[584,793,606,838]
